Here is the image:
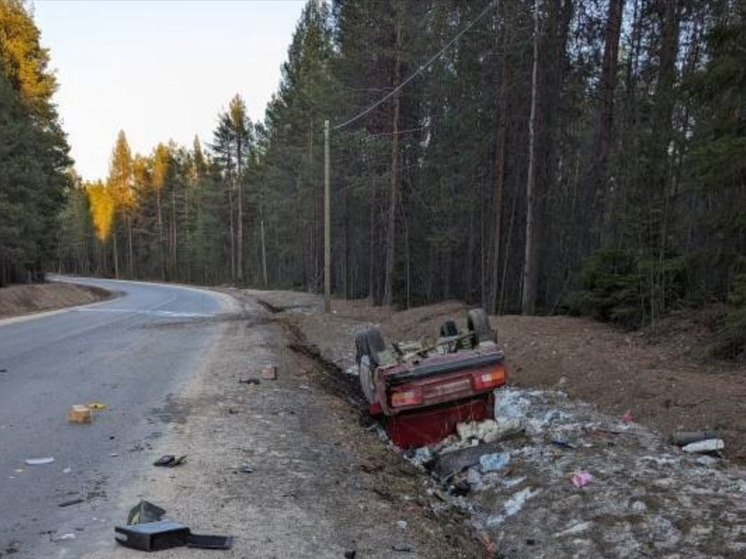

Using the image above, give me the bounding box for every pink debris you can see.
[572,472,594,488]
[621,410,634,423]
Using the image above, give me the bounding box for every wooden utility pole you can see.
[324,120,331,313]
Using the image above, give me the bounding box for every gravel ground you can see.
[81,293,480,559]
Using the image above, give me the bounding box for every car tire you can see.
[355,328,386,404]
[440,320,459,338]
[467,308,497,344]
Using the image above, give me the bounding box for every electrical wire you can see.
[332,0,499,131]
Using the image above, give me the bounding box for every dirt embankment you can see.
[232,290,746,558]
[0,281,113,319]
[242,291,746,463]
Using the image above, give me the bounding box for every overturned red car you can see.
[355,309,507,449]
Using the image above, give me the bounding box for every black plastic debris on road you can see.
[117,501,233,552]
[153,455,187,468]
[57,498,84,508]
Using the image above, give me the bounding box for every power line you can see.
[333,0,499,131]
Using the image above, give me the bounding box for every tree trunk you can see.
[489,10,510,314]
[227,180,236,282]
[260,199,268,288]
[521,0,540,315]
[595,0,624,188]
[112,230,119,279]
[171,185,178,277]
[383,7,402,307]
[127,215,134,279]
[236,135,243,282]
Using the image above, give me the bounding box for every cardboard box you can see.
[67,404,92,424]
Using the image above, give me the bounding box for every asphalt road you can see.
[0,278,233,558]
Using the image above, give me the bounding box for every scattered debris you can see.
[392,544,413,552]
[550,439,577,450]
[62,467,71,474]
[479,452,511,472]
[238,465,253,474]
[621,410,635,423]
[486,487,541,526]
[24,457,55,465]
[449,479,471,496]
[67,404,92,424]
[186,534,234,550]
[261,365,277,380]
[571,472,594,488]
[430,442,501,480]
[116,520,190,552]
[153,455,187,468]
[58,498,84,508]
[87,402,108,411]
[682,438,725,454]
[554,521,594,538]
[127,501,166,525]
[117,501,233,552]
[344,551,357,559]
[238,378,260,385]
[53,533,76,542]
[396,520,407,530]
[670,430,719,446]
[457,418,523,444]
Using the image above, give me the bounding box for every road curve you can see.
[0,278,235,558]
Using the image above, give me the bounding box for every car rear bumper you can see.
[385,393,495,449]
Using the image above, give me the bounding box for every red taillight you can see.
[471,367,506,391]
[391,386,423,408]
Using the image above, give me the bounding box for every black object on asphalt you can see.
[239,378,261,385]
[115,520,190,552]
[153,455,187,468]
[57,498,85,508]
[187,534,234,550]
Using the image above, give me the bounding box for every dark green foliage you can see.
[567,249,684,328]
[53,0,745,358]
[708,270,746,360]
[0,72,70,285]
[0,0,71,286]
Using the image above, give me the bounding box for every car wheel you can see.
[467,308,497,344]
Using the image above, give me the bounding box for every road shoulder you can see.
[84,293,479,558]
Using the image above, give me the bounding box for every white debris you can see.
[480,452,511,472]
[486,487,540,527]
[53,533,76,541]
[25,457,54,465]
[682,439,725,454]
[554,521,594,538]
[396,520,407,530]
[457,418,523,443]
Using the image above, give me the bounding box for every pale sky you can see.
[33,0,306,181]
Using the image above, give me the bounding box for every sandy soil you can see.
[0,281,112,319]
[82,293,480,559]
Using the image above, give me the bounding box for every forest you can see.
[1,0,745,357]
